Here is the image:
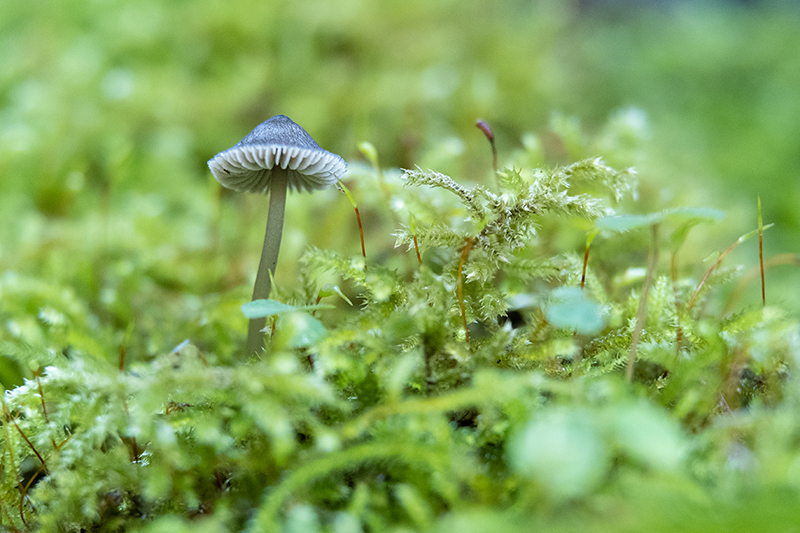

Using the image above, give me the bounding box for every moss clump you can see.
[2,127,799,532]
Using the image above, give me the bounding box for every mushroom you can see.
[208,115,347,353]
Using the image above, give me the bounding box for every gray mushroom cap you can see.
[207,115,347,193]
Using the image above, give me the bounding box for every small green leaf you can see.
[242,299,334,319]
[274,312,327,348]
[596,213,660,232]
[317,284,353,306]
[545,287,605,335]
[337,180,358,208]
[586,228,600,248]
[667,206,726,222]
[508,408,610,501]
[738,223,773,243]
[597,207,725,234]
[612,403,687,472]
[507,293,539,310]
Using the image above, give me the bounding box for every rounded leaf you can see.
[508,408,610,500]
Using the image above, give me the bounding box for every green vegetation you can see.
[1,0,799,531]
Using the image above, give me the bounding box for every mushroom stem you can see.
[246,172,289,353]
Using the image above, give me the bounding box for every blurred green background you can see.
[1,0,798,382]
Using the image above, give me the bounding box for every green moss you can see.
[2,1,800,531]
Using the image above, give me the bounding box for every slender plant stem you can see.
[337,181,367,268]
[413,235,422,266]
[3,401,47,473]
[118,344,126,371]
[476,119,498,178]
[626,224,659,383]
[574,231,597,376]
[580,243,590,289]
[687,240,738,312]
[247,172,288,354]
[457,237,474,343]
[581,230,598,291]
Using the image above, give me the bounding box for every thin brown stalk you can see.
[118,344,126,371]
[581,230,599,291]
[688,240,741,312]
[337,181,367,270]
[311,294,323,317]
[413,235,422,267]
[626,225,659,383]
[4,407,48,473]
[19,495,28,528]
[575,236,591,377]
[476,119,498,176]
[20,464,46,510]
[580,244,590,289]
[131,435,140,463]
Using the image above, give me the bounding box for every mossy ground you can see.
[1,1,799,531]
